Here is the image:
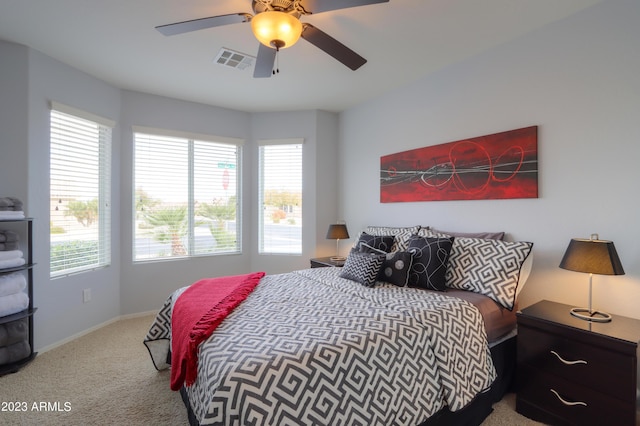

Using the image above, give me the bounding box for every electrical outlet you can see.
[83,288,91,303]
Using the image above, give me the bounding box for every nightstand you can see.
[516,300,640,425]
[310,257,344,268]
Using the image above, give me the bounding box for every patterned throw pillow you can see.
[355,232,395,253]
[446,237,533,310]
[339,250,385,287]
[378,251,414,287]
[364,226,420,252]
[406,235,454,291]
[359,243,414,287]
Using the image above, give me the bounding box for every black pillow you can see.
[377,251,414,287]
[355,232,395,253]
[339,250,385,287]
[407,235,454,291]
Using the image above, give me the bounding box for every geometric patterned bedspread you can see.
[144,267,496,425]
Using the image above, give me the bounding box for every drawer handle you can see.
[550,389,587,407]
[550,350,587,365]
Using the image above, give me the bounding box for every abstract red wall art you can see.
[380,126,538,202]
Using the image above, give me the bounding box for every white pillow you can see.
[516,252,533,298]
[363,226,420,252]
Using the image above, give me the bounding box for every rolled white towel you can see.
[0,196,21,208]
[0,241,19,251]
[0,272,27,297]
[0,257,25,269]
[0,292,29,317]
[0,230,19,243]
[0,250,23,261]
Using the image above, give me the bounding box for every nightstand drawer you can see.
[517,366,636,426]
[518,324,635,401]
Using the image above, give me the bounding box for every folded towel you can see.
[0,197,23,211]
[0,257,25,269]
[9,197,22,210]
[0,211,25,220]
[0,340,30,366]
[0,241,19,251]
[0,198,15,208]
[0,231,19,243]
[0,272,27,297]
[0,250,23,262]
[0,292,28,317]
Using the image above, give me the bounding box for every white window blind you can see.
[50,108,112,277]
[133,131,241,261]
[258,140,303,254]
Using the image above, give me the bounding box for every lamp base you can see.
[330,256,346,262]
[570,307,612,323]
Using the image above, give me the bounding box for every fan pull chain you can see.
[273,47,280,75]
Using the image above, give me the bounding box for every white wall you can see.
[340,0,640,319]
[0,41,29,200]
[118,91,253,315]
[23,46,122,350]
[0,42,341,349]
[314,111,343,257]
[248,110,341,274]
[119,99,341,314]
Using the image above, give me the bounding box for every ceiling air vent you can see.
[214,48,255,71]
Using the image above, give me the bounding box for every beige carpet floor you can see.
[0,315,544,425]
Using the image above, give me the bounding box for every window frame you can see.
[132,126,244,262]
[49,102,114,278]
[258,138,304,255]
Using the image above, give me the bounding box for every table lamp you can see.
[326,223,349,262]
[559,234,624,323]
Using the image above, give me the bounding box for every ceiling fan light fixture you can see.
[251,11,302,49]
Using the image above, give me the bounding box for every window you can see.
[133,128,242,261]
[50,104,113,277]
[258,139,303,254]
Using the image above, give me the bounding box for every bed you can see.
[145,226,533,426]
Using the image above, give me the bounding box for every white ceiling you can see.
[0,0,603,113]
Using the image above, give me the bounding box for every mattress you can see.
[443,288,517,344]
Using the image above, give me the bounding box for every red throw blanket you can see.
[170,272,265,391]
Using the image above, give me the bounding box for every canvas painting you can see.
[380,126,538,202]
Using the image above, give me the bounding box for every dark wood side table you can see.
[310,257,344,268]
[516,300,640,425]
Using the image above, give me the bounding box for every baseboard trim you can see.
[37,310,158,354]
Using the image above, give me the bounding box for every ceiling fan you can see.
[156,0,389,78]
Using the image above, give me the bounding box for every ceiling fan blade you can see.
[253,44,276,78]
[301,24,366,71]
[302,0,388,14]
[155,13,251,36]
